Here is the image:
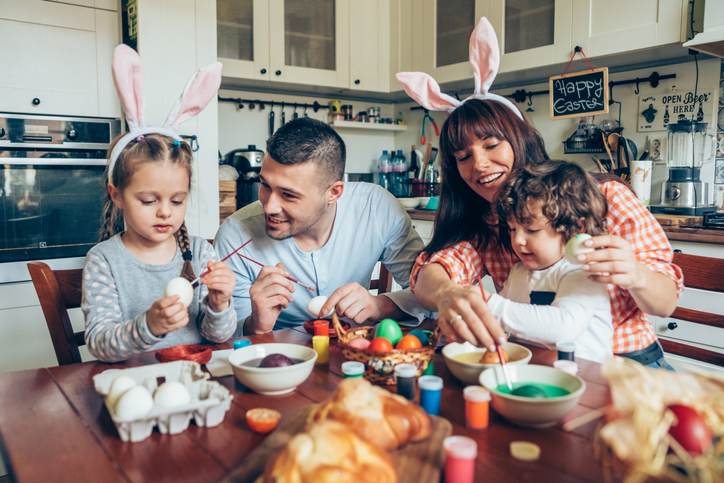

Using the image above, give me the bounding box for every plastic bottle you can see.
[395,149,408,196]
[377,150,391,191]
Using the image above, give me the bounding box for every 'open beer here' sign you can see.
[549,67,609,120]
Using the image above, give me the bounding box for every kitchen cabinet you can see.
[572,0,685,58]
[489,0,573,73]
[217,0,270,80]
[412,0,492,84]
[349,0,391,92]
[0,0,120,118]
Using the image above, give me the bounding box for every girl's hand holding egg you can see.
[147,294,190,337]
[201,260,235,312]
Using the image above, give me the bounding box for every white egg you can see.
[153,381,191,409]
[307,295,333,318]
[114,385,154,421]
[165,277,194,307]
[106,375,137,409]
[565,233,593,264]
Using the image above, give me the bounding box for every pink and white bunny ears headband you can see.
[107,44,222,183]
[396,17,522,119]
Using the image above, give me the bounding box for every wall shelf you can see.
[330,120,407,131]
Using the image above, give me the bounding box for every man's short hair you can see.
[266,117,346,182]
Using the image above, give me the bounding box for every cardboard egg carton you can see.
[93,360,233,442]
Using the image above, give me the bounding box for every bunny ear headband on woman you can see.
[396,17,522,119]
[107,44,223,183]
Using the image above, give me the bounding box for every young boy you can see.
[482,160,613,362]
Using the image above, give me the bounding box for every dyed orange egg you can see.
[368,337,393,353]
[396,334,422,350]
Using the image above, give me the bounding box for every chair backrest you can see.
[369,265,393,294]
[660,253,724,367]
[27,262,85,366]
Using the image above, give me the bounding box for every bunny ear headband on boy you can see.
[107,44,222,183]
[396,17,522,119]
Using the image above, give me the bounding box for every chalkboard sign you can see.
[549,67,609,119]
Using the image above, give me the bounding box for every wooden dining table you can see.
[0,327,613,482]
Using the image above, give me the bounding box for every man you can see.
[215,117,427,334]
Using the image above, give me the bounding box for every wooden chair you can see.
[369,265,393,294]
[659,253,724,367]
[27,261,85,366]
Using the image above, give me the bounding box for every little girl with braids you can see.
[82,46,237,362]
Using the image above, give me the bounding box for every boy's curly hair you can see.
[498,160,608,242]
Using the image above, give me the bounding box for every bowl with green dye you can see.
[479,364,585,428]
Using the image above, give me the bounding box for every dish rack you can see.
[93,360,232,442]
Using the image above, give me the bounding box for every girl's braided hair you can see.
[99,133,196,279]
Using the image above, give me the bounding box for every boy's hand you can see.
[147,295,189,336]
[202,260,236,312]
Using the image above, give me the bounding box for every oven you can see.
[0,113,120,283]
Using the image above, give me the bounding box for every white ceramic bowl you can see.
[479,364,585,427]
[227,343,317,396]
[442,341,532,385]
[398,197,420,209]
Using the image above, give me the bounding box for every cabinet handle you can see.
[354,79,360,85]
[32,97,41,106]
[260,68,267,74]
[667,322,678,330]
[275,70,282,76]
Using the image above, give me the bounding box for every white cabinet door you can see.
[572,0,684,58]
[0,0,99,116]
[349,0,390,92]
[217,0,270,80]
[268,0,350,88]
[413,0,492,84]
[489,0,573,73]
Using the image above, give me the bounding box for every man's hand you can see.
[319,283,388,323]
[147,296,189,336]
[248,263,294,334]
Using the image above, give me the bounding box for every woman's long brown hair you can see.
[426,99,549,254]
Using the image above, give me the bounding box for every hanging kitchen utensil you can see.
[591,156,606,173]
[280,102,286,125]
[268,106,275,137]
[292,104,299,120]
[602,132,614,172]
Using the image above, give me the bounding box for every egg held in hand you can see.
[165,277,194,307]
[565,234,593,264]
[307,295,333,318]
[153,381,191,409]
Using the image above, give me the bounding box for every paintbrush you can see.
[237,253,316,292]
[479,278,513,391]
[189,239,252,287]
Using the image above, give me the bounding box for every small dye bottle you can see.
[341,361,365,378]
[394,363,417,401]
[233,338,251,350]
[556,341,575,361]
[418,375,443,416]
[463,386,490,430]
[443,436,477,483]
[312,335,330,364]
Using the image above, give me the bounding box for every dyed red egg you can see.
[667,404,712,455]
[396,334,422,350]
[368,337,393,353]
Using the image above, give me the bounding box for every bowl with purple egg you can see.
[228,343,317,396]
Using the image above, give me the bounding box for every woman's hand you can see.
[147,296,189,336]
[434,282,505,351]
[202,260,236,312]
[578,235,644,289]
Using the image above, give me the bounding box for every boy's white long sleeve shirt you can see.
[486,258,613,363]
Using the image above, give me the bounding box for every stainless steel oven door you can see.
[1,157,107,283]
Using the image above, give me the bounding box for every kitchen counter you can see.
[407,210,724,245]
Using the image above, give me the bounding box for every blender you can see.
[651,120,716,216]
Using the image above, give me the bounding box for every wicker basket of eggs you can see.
[331,313,438,385]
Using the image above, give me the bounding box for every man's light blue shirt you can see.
[214,182,428,332]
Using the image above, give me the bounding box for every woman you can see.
[397,19,682,369]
